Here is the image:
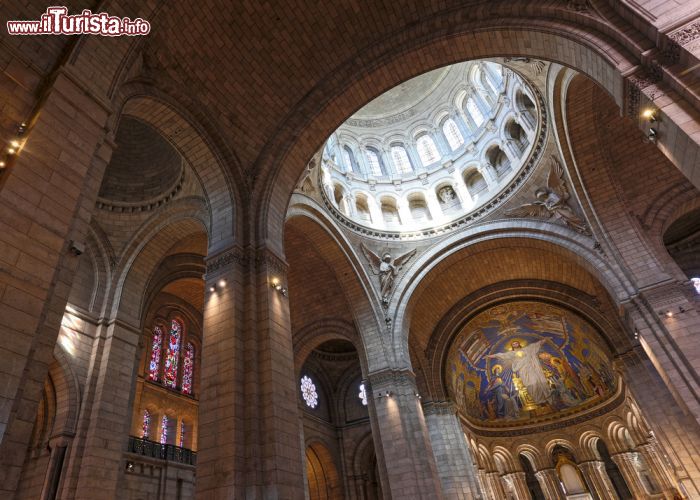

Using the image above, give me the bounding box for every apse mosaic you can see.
[447,301,616,425]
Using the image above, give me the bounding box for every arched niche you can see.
[486,144,511,178]
[463,168,488,199]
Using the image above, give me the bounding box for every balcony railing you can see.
[127,436,196,466]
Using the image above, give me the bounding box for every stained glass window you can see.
[181,342,194,395]
[148,326,163,381]
[391,146,412,173]
[300,375,318,408]
[142,409,151,439]
[163,319,182,389]
[359,383,367,406]
[160,415,169,445]
[179,420,185,448]
[443,119,464,150]
[416,135,440,166]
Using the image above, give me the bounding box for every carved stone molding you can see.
[205,245,248,274]
[668,21,700,47]
[367,368,417,388]
[624,66,663,117]
[422,400,456,416]
[255,247,288,278]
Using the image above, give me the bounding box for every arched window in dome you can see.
[365,148,384,176]
[416,135,440,166]
[148,325,163,381]
[442,119,464,150]
[482,62,502,95]
[181,342,195,395]
[466,97,485,127]
[163,319,182,389]
[342,145,357,173]
[391,145,413,173]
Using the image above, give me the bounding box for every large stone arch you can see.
[293,319,369,379]
[258,15,700,254]
[108,199,209,325]
[392,220,631,366]
[286,198,388,372]
[114,90,240,252]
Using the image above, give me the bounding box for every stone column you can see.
[425,189,446,223]
[196,246,305,498]
[0,71,113,497]
[423,401,479,499]
[484,471,507,499]
[366,369,442,498]
[366,196,384,228]
[432,127,452,158]
[452,113,472,142]
[611,452,649,498]
[579,460,619,500]
[616,347,700,497]
[534,467,564,499]
[637,442,677,495]
[479,163,498,188]
[41,436,71,500]
[502,471,529,499]
[396,198,413,226]
[70,319,143,500]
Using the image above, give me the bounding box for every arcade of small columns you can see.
[467,392,678,499]
[2,2,700,500]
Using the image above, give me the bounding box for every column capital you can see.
[422,400,457,416]
[205,245,249,274]
[367,368,416,390]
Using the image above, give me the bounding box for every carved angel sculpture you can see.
[360,244,416,305]
[505,157,590,234]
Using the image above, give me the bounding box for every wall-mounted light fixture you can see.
[1,122,28,172]
[641,108,658,122]
[659,306,686,318]
[209,278,227,293]
[415,393,422,399]
[376,391,393,399]
[270,278,288,296]
[647,127,658,144]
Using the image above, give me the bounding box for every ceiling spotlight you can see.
[218,279,226,287]
[209,285,216,293]
[0,161,5,168]
[7,147,15,154]
[666,311,673,318]
[10,140,20,148]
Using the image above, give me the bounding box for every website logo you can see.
[7,6,150,36]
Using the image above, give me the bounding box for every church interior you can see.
[1,1,700,499]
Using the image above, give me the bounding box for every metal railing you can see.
[127,436,197,466]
